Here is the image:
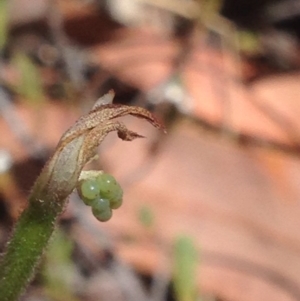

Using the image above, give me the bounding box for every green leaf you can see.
[173,235,198,301]
[13,53,44,104]
[0,0,8,49]
[138,205,155,229]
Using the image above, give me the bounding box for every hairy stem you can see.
[0,199,63,301]
[0,137,84,301]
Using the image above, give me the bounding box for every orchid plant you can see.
[0,91,164,301]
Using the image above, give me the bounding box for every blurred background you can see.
[1,0,300,300]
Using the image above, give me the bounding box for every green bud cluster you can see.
[77,173,123,222]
